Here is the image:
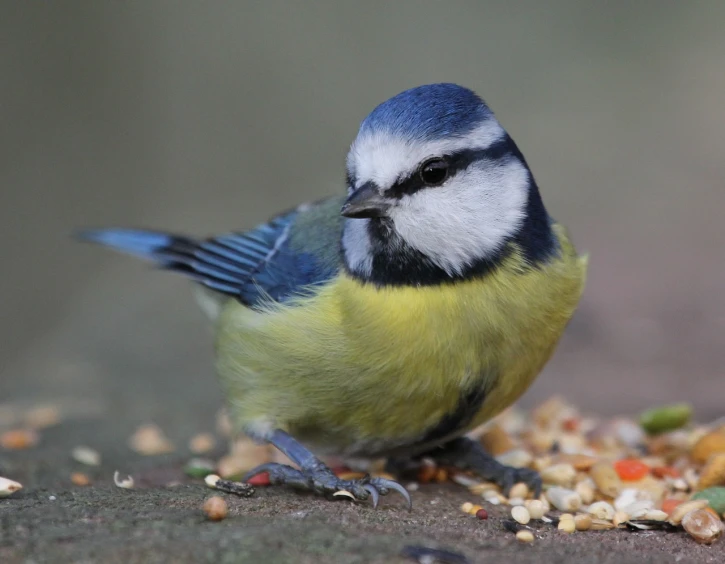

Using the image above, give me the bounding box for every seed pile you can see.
[453,398,725,545]
[3,398,724,548]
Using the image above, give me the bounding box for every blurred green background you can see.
[2,1,724,441]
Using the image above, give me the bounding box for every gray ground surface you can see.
[2,416,724,563]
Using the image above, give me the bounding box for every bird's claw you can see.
[368,477,412,510]
[244,463,411,510]
[424,437,542,498]
[363,483,379,508]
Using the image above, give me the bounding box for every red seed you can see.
[651,466,680,479]
[475,508,488,520]
[614,459,650,481]
[0,429,39,450]
[417,464,438,484]
[562,417,580,432]
[246,472,270,486]
[662,498,683,516]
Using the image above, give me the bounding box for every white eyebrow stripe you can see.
[347,119,506,190]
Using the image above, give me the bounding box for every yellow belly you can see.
[215,225,587,456]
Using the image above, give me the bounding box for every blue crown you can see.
[359,83,492,142]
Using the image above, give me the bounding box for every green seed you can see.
[639,403,692,434]
[184,458,216,478]
[692,487,725,515]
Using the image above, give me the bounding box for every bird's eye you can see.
[419,158,449,186]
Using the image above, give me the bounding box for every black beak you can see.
[340,182,391,219]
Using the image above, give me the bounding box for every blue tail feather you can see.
[75,208,317,306]
[75,229,182,262]
[76,227,261,300]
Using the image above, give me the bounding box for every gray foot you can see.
[243,461,411,510]
[427,437,542,497]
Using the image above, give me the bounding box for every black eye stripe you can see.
[386,136,514,199]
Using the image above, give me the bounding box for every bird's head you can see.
[341,83,552,285]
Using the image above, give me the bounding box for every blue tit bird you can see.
[78,83,587,509]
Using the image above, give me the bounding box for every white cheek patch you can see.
[347,120,505,189]
[342,217,373,277]
[389,159,529,275]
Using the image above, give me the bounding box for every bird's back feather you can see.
[77,197,345,308]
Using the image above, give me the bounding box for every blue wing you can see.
[77,200,343,307]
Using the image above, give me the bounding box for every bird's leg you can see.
[243,429,411,509]
[422,436,542,497]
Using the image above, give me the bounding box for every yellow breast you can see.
[215,224,587,456]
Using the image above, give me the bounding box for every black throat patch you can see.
[362,218,506,286]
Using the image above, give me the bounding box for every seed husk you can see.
[691,428,725,465]
[682,508,724,544]
[205,474,255,497]
[511,505,531,525]
[546,487,581,512]
[697,453,725,490]
[469,481,499,495]
[613,511,630,527]
[586,501,615,520]
[558,518,576,533]
[0,477,22,497]
[555,453,598,472]
[541,463,577,487]
[508,482,530,500]
[668,499,709,525]
[621,500,654,520]
[590,462,622,497]
[480,423,514,456]
[495,448,533,469]
[525,499,545,520]
[483,490,505,505]
[113,471,134,489]
[574,513,592,531]
[590,519,616,530]
[575,478,596,505]
[643,509,668,521]
[502,519,525,534]
[71,446,101,466]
